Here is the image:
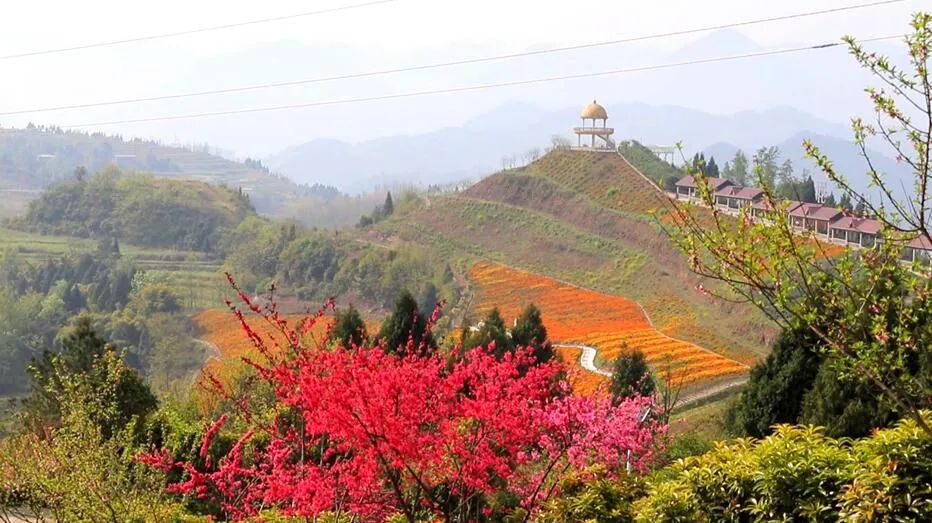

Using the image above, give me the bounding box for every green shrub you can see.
[634,416,932,521]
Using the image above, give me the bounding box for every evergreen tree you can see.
[706,156,720,178]
[332,305,368,349]
[823,192,837,207]
[725,326,824,438]
[378,291,434,356]
[609,348,655,402]
[799,360,896,438]
[854,199,868,216]
[839,193,854,211]
[383,192,395,216]
[800,176,817,203]
[511,303,553,365]
[465,308,513,359]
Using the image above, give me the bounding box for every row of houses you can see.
[674,175,932,264]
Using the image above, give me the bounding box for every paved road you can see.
[553,342,748,407]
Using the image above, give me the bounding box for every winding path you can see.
[553,342,749,408]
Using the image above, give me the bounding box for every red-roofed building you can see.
[829,216,882,248]
[713,185,764,211]
[902,234,932,265]
[788,203,843,237]
[751,199,803,220]
[673,175,733,201]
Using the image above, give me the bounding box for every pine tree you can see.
[839,193,854,211]
[823,193,837,207]
[706,156,720,178]
[854,199,868,216]
[383,192,395,216]
[465,308,513,359]
[378,291,434,355]
[724,326,824,438]
[332,305,368,349]
[800,176,817,203]
[511,304,553,365]
[609,347,655,402]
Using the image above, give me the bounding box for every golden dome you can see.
[581,100,608,120]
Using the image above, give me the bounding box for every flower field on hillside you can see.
[468,262,748,392]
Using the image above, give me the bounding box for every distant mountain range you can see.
[266,101,906,197]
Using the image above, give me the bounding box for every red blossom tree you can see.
[143,278,665,522]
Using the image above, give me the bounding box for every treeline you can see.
[12,166,254,253]
[0,126,180,188]
[222,212,458,312]
[0,248,204,396]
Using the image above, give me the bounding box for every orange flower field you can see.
[468,262,748,392]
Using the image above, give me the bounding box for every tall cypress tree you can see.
[378,291,434,355]
[511,304,553,365]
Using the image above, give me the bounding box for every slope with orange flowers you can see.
[468,261,748,394]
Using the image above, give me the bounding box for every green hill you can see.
[12,168,254,253]
[0,126,307,216]
[377,148,771,364]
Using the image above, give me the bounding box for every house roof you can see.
[908,234,932,251]
[713,185,764,200]
[752,199,804,213]
[788,203,843,222]
[831,216,882,235]
[674,175,732,191]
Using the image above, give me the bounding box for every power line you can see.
[0,0,402,62]
[59,34,902,129]
[0,0,907,117]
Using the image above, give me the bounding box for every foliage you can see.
[143,291,666,522]
[725,325,824,438]
[617,140,684,187]
[537,468,647,523]
[610,348,656,402]
[633,416,932,521]
[511,303,554,366]
[667,14,932,436]
[20,316,157,437]
[377,290,435,354]
[14,167,253,253]
[331,304,368,349]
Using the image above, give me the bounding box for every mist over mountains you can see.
[266,101,904,196]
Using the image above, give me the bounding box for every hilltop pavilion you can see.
[573,100,615,151]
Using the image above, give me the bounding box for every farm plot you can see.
[468,262,748,392]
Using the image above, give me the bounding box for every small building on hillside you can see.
[901,235,932,265]
[788,203,843,237]
[713,185,764,210]
[673,175,732,201]
[829,216,882,248]
[573,100,615,151]
[751,199,803,220]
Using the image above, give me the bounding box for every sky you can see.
[0,0,920,157]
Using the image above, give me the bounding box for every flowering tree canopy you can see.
[142,277,665,522]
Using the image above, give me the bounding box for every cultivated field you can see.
[468,261,749,393]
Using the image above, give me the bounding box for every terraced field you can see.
[0,226,227,311]
[468,262,749,393]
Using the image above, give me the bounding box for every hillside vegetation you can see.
[12,167,254,253]
[382,149,771,364]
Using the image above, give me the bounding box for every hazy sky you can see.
[0,0,920,156]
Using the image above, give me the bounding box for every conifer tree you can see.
[378,290,434,355]
[511,303,553,365]
[383,191,395,216]
[609,348,655,402]
[332,305,367,349]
